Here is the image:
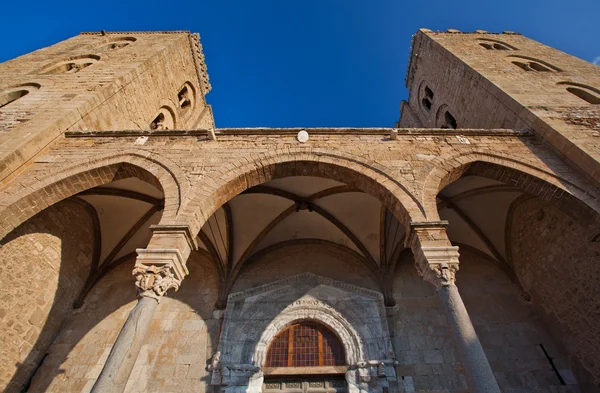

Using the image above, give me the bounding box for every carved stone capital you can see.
[132,248,189,301]
[413,245,460,288]
[408,222,460,289]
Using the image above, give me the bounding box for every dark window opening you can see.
[566,87,600,105]
[178,86,191,109]
[479,39,517,50]
[529,62,552,72]
[441,111,457,129]
[265,321,345,368]
[150,113,166,130]
[512,58,559,72]
[493,43,510,50]
[0,89,29,108]
[422,98,432,111]
[512,61,533,71]
[424,86,434,99]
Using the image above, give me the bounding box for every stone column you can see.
[91,226,195,393]
[408,222,501,393]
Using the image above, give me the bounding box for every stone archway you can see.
[209,273,398,393]
[0,152,186,240]
[178,150,426,238]
[421,151,600,225]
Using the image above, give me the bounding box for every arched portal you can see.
[209,274,398,393]
[262,321,347,393]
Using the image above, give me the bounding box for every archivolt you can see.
[0,151,187,241]
[421,151,600,224]
[179,149,425,238]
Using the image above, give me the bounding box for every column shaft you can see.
[91,296,158,393]
[438,284,501,393]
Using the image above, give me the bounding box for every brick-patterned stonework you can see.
[29,251,219,393]
[393,247,580,392]
[399,30,600,185]
[0,199,94,393]
[0,32,213,186]
[1,29,600,393]
[511,197,600,391]
[1,129,598,240]
[0,128,598,392]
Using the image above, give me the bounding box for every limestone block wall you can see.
[399,31,531,130]
[0,199,95,393]
[30,251,219,393]
[0,31,212,186]
[400,30,600,184]
[392,248,578,393]
[511,197,600,392]
[230,242,380,293]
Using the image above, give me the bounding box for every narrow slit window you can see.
[529,62,552,72]
[424,86,434,99]
[178,86,191,109]
[422,98,432,111]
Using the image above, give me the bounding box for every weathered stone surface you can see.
[0,29,599,393]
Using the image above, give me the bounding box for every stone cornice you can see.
[65,127,534,138]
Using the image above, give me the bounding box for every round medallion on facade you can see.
[297,130,309,143]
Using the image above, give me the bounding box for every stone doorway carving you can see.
[263,375,347,393]
[209,273,398,393]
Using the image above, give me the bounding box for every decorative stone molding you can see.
[132,248,189,301]
[210,273,397,393]
[408,221,460,288]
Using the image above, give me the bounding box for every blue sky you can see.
[2,0,599,128]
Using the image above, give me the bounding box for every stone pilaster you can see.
[407,221,501,393]
[91,225,195,393]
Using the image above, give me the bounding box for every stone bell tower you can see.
[0,31,214,187]
[398,28,600,185]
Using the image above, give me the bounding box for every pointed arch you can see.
[421,151,600,227]
[0,152,187,240]
[178,150,425,239]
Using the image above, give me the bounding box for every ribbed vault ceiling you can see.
[198,176,406,271]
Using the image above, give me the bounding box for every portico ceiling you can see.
[73,177,164,304]
[199,174,528,284]
[198,176,406,272]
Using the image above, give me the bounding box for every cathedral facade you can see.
[0,29,599,393]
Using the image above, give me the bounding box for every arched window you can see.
[0,83,40,109]
[478,38,517,51]
[149,106,176,130]
[441,111,457,129]
[99,37,136,51]
[265,321,345,368]
[558,82,600,105]
[420,84,434,114]
[508,56,562,72]
[43,55,100,74]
